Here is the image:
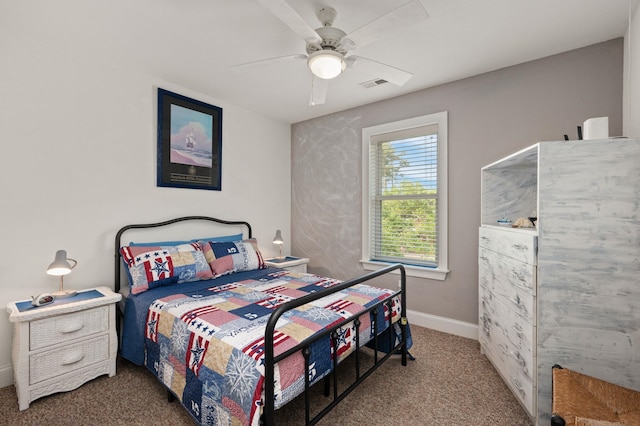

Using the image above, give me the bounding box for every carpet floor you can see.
[0,325,534,425]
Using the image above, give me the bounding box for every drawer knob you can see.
[61,352,85,365]
[60,322,84,333]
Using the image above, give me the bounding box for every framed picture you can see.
[157,88,222,190]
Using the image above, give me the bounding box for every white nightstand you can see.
[265,256,310,273]
[6,286,121,410]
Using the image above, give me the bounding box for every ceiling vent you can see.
[359,78,388,89]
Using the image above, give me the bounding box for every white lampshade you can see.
[307,50,346,80]
[273,230,284,259]
[47,250,76,275]
[273,230,284,245]
[46,250,78,298]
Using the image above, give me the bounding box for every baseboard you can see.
[0,363,13,389]
[406,309,478,340]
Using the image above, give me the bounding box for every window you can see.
[361,112,448,280]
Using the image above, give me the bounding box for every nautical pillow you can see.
[120,242,214,295]
[201,238,265,277]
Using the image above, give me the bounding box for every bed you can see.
[115,216,410,426]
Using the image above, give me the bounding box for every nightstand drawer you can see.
[30,305,109,350]
[29,335,109,385]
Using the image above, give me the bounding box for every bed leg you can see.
[323,375,330,397]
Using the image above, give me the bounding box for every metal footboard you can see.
[263,263,408,425]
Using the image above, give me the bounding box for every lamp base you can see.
[52,289,77,299]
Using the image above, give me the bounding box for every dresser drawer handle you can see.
[511,271,525,282]
[61,352,85,365]
[510,377,525,397]
[509,296,527,314]
[510,350,526,367]
[498,344,508,355]
[60,322,84,334]
[511,323,524,336]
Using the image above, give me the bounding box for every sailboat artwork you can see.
[169,104,213,168]
[157,88,222,191]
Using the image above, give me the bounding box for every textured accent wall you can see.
[292,114,362,280]
[291,39,624,326]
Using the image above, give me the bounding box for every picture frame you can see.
[157,88,222,191]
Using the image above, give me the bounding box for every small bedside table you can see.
[265,256,310,273]
[6,286,121,410]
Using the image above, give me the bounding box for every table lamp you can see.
[46,249,77,298]
[272,230,284,259]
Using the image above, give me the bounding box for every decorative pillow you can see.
[200,238,266,277]
[120,242,214,295]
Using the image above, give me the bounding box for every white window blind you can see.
[369,124,439,267]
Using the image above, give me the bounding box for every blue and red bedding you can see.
[120,268,404,425]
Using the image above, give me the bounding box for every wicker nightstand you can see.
[6,286,121,410]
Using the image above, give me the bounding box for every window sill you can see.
[360,260,449,281]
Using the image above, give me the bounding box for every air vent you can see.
[359,78,388,89]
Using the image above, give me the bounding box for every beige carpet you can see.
[0,326,533,425]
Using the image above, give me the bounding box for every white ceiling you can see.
[12,0,639,124]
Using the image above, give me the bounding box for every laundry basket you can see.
[550,365,640,426]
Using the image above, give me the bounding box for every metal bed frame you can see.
[114,216,408,426]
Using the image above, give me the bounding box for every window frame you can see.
[361,112,449,280]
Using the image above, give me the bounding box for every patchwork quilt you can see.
[143,270,402,426]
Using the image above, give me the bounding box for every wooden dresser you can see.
[479,226,537,415]
[478,138,640,425]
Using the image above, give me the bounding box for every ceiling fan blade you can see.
[347,55,413,86]
[255,0,322,44]
[309,77,329,106]
[231,54,307,73]
[340,0,429,51]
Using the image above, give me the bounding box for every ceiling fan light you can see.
[307,50,346,80]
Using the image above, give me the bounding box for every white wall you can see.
[0,12,291,388]
[624,1,640,136]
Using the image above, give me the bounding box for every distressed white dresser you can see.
[6,286,121,410]
[478,138,640,425]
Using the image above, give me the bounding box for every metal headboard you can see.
[114,216,252,293]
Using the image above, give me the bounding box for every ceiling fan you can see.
[232,0,429,106]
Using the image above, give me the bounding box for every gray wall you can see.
[291,39,623,326]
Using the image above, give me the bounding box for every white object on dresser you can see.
[6,286,122,410]
[479,138,640,425]
[264,256,310,273]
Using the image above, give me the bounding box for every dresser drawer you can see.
[30,305,109,350]
[479,290,535,417]
[479,227,537,265]
[504,348,535,416]
[481,285,534,364]
[479,247,536,322]
[29,334,109,385]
